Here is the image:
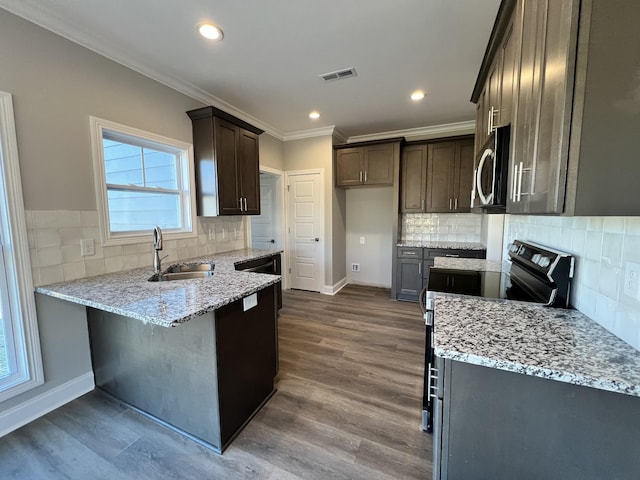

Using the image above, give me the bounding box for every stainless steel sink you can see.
[165,263,215,273]
[148,263,215,282]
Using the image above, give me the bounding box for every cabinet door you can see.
[499,14,518,127]
[453,139,475,212]
[238,128,260,214]
[486,59,502,135]
[364,144,394,186]
[214,118,242,215]
[426,142,456,212]
[335,147,364,187]
[528,0,579,214]
[400,144,428,212]
[396,258,423,302]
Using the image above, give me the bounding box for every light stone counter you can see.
[434,294,640,397]
[35,248,281,328]
[397,241,486,250]
[433,257,505,272]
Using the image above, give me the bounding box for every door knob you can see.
[314,238,319,242]
[269,239,275,243]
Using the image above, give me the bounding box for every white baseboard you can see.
[0,371,94,437]
[322,277,347,295]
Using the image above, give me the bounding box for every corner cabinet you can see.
[400,136,474,213]
[187,106,263,216]
[334,139,401,188]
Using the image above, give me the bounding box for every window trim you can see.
[0,91,44,402]
[89,116,197,246]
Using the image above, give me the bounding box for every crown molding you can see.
[346,120,476,143]
[282,126,338,142]
[0,1,286,141]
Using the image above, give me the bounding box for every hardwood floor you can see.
[0,285,431,479]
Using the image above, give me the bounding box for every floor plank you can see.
[0,285,431,479]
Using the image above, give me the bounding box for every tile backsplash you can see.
[401,213,482,243]
[26,210,246,286]
[504,215,640,350]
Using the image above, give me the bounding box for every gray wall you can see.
[0,8,208,415]
[0,9,204,211]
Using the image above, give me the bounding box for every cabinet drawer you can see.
[426,248,486,259]
[397,247,423,259]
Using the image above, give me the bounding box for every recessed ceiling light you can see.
[309,111,320,119]
[411,91,425,101]
[198,23,223,41]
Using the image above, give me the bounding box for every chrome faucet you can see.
[153,226,167,274]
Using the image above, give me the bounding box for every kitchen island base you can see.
[87,284,277,453]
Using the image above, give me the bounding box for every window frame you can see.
[89,116,197,246]
[0,91,44,402]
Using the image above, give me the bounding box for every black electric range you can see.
[419,240,575,433]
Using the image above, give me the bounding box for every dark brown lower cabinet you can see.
[88,284,278,453]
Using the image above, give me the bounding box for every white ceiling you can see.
[0,0,501,140]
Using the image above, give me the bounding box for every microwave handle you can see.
[476,148,495,205]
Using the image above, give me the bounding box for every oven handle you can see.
[419,286,429,314]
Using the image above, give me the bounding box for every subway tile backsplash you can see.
[504,215,640,350]
[26,210,246,286]
[401,213,482,243]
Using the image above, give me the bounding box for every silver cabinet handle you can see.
[418,263,421,274]
[449,198,452,210]
[444,254,459,258]
[239,198,243,211]
[359,171,363,183]
[244,197,248,211]
[487,108,493,136]
[454,198,458,210]
[421,199,425,210]
[364,170,367,183]
[517,161,524,201]
[512,162,518,201]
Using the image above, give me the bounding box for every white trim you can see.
[0,372,94,438]
[0,91,44,402]
[346,120,476,143]
[282,126,337,142]
[89,116,197,246]
[323,277,348,295]
[284,169,325,293]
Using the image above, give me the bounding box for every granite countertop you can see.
[434,295,640,397]
[35,248,282,328]
[433,257,504,272]
[397,241,486,250]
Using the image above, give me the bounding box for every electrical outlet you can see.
[80,238,95,256]
[359,236,365,245]
[351,263,360,272]
[624,261,640,299]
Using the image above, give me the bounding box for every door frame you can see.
[247,166,288,288]
[284,169,325,293]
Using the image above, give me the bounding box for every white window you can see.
[90,117,196,245]
[0,91,44,401]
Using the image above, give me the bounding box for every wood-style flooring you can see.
[0,285,431,479]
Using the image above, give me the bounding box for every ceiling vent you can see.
[319,67,357,82]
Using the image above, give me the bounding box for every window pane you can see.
[143,149,178,189]
[103,139,143,186]
[107,189,181,232]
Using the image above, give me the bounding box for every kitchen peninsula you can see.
[35,248,282,453]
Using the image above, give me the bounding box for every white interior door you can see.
[251,173,277,250]
[287,171,323,292]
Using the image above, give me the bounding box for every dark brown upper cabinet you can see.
[334,139,401,188]
[473,0,640,215]
[400,136,474,213]
[187,106,263,216]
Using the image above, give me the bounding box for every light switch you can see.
[359,236,365,245]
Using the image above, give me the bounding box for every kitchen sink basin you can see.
[165,262,215,273]
[148,263,215,282]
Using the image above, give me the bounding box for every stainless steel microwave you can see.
[473,124,511,212]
